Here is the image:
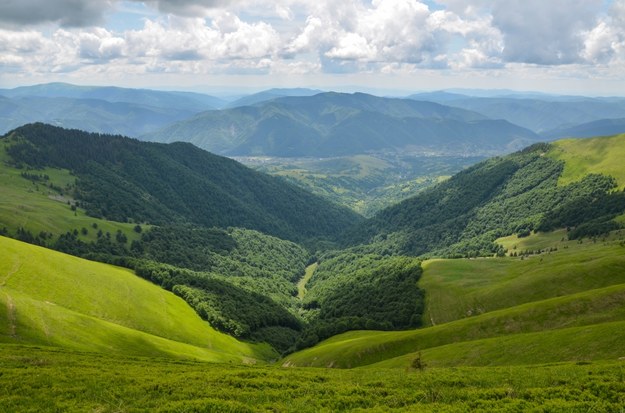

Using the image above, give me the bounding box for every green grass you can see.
[0,236,274,362]
[496,229,570,253]
[370,320,625,369]
[0,142,144,243]
[283,282,625,369]
[422,232,625,326]
[548,134,625,188]
[2,344,624,412]
[297,262,318,300]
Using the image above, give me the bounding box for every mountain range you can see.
[144,92,539,157]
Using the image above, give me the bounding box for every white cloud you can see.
[491,0,603,65]
[0,0,624,93]
[581,0,625,64]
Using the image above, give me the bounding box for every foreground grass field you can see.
[0,236,273,362]
[1,344,624,412]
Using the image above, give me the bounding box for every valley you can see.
[1,89,625,411]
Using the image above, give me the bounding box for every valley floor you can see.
[1,344,624,412]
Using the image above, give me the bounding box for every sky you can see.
[1,0,624,96]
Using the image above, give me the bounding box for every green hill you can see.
[144,92,539,157]
[0,236,274,362]
[283,231,625,368]
[548,133,625,188]
[1,123,361,244]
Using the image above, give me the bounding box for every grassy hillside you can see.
[370,321,625,368]
[422,230,625,326]
[283,231,625,368]
[283,283,625,368]
[2,345,624,412]
[0,140,143,245]
[0,236,274,362]
[548,133,625,188]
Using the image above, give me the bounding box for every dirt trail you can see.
[1,258,21,287]
[6,294,17,338]
[2,258,22,338]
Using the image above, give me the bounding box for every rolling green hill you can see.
[1,123,361,244]
[548,133,625,188]
[0,236,274,362]
[283,231,625,368]
[144,92,539,157]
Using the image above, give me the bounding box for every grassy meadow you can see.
[548,133,625,188]
[1,344,624,412]
[0,236,273,362]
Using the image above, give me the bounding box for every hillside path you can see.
[1,258,21,287]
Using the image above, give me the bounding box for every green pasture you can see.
[0,236,274,362]
[1,344,624,412]
[548,133,625,188]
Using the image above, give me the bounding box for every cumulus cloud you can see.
[0,0,239,27]
[137,0,238,16]
[581,0,625,64]
[0,0,112,28]
[1,0,624,85]
[491,0,603,65]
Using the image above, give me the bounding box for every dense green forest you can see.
[296,253,424,349]
[4,123,361,244]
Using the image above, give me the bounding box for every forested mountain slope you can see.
[2,123,361,243]
[348,135,625,257]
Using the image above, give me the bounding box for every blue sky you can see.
[1,0,624,96]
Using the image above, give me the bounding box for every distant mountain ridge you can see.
[542,118,625,140]
[225,88,323,108]
[0,95,199,137]
[0,82,224,110]
[409,93,625,133]
[144,92,539,157]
